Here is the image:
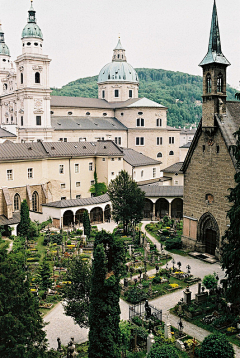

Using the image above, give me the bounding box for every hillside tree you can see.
[18,199,30,238]
[83,210,91,238]
[200,333,234,358]
[108,170,145,234]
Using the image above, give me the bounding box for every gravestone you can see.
[195,281,208,303]
[175,339,186,351]
[164,312,172,339]
[183,286,192,304]
[147,331,155,353]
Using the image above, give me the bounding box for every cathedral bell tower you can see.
[199,0,230,131]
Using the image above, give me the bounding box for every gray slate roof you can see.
[0,212,20,225]
[51,116,127,131]
[51,96,166,110]
[141,185,183,197]
[0,128,17,138]
[122,148,161,167]
[162,162,184,174]
[0,140,123,161]
[180,128,197,135]
[180,142,191,148]
[43,193,110,208]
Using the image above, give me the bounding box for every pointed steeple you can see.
[28,0,36,23]
[112,37,127,62]
[199,0,230,67]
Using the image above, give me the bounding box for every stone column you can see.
[168,201,172,218]
[102,210,105,223]
[73,215,75,225]
[60,217,63,229]
[152,202,156,220]
[147,332,155,353]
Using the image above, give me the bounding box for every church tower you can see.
[15,1,52,142]
[199,0,230,131]
[98,38,139,102]
[0,23,12,95]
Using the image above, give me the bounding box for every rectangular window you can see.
[11,116,13,123]
[75,164,79,173]
[89,162,93,171]
[90,180,94,185]
[153,168,156,178]
[136,137,144,146]
[174,180,179,185]
[36,116,41,126]
[76,195,81,199]
[7,169,13,180]
[79,138,86,142]
[61,197,66,200]
[169,137,174,144]
[137,118,144,127]
[102,158,106,161]
[114,137,122,145]
[59,164,64,174]
[118,157,121,161]
[141,170,144,177]
[111,158,114,161]
[63,138,67,142]
[129,90,133,98]
[21,116,23,126]
[76,181,81,187]
[102,90,105,99]
[61,183,66,189]
[156,118,162,127]
[157,137,163,145]
[115,89,119,97]
[28,168,33,179]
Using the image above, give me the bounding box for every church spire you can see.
[199,0,230,67]
[112,37,127,62]
[28,0,36,23]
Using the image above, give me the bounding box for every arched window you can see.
[32,191,39,212]
[35,72,40,84]
[3,83,7,91]
[21,73,23,84]
[157,152,162,158]
[206,73,211,93]
[14,193,21,211]
[169,151,174,155]
[217,73,223,92]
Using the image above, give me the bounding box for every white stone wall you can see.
[98,81,138,102]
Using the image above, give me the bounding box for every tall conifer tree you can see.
[18,199,30,238]
[221,128,240,302]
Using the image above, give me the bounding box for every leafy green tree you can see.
[148,343,179,358]
[108,170,145,234]
[62,256,91,328]
[83,210,91,238]
[202,274,218,290]
[221,128,240,302]
[38,256,52,292]
[88,231,125,358]
[0,247,48,357]
[199,333,234,358]
[89,167,107,197]
[18,199,30,238]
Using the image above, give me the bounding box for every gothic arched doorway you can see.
[197,212,220,256]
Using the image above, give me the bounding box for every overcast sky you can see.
[2,0,240,89]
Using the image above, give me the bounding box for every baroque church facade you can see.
[0,1,182,170]
[181,0,240,259]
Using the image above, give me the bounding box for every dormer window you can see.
[206,73,211,93]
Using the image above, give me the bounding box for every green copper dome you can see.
[21,1,43,39]
[0,42,10,56]
[22,23,43,39]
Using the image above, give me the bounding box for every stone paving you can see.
[44,221,240,357]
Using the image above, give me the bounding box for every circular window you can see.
[121,112,124,116]
[34,42,38,46]
[103,113,107,116]
[138,112,143,115]
[2,59,6,62]
[27,42,31,46]
[86,112,90,115]
[50,111,54,115]
[68,111,73,115]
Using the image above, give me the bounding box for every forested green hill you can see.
[51,68,237,127]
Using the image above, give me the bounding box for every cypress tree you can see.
[18,199,30,238]
[83,210,91,239]
[221,128,240,302]
[88,231,125,358]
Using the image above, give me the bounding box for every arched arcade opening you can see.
[171,198,183,219]
[90,207,103,224]
[143,199,153,219]
[156,198,169,219]
[63,210,74,226]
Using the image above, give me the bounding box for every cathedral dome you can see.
[0,42,10,56]
[21,1,43,40]
[98,61,138,84]
[98,38,139,84]
[22,23,43,39]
